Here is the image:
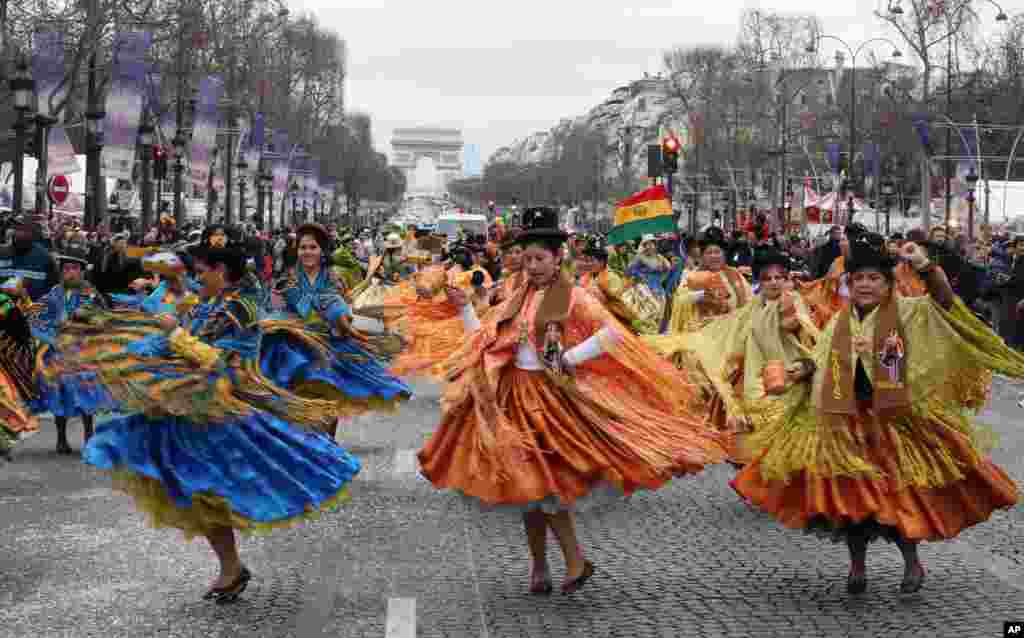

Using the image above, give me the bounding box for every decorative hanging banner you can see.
[271,131,290,199]
[189,75,224,188]
[103,32,152,181]
[608,185,674,245]
[246,113,264,167]
[825,143,842,175]
[33,29,66,118]
[47,125,81,175]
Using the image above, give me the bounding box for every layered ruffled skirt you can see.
[31,348,117,417]
[84,411,359,539]
[419,368,723,514]
[731,401,1019,543]
[260,332,411,418]
[0,368,38,457]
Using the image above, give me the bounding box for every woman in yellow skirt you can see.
[733,237,1022,595]
[418,207,727,595]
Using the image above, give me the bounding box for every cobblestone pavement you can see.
[0,377,1021,638]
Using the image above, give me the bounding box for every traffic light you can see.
[153,145,168,180]
[661,137,680,174]
[646,144,662,178]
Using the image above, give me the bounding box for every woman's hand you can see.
[785,361,811,384]
[445,285,468,308]
[157,314,178,333]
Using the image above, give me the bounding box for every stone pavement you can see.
[0,378,1020,638]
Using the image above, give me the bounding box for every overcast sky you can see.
[288,0,1008,165]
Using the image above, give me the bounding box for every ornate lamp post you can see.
[289,180,299,227]
[139,116,155,233]
[880,179,895,236]
[966,167,979,242]
[172,132,186,228]
[10,55,34,217]
[256,154,270,230]
[84,109,105,229]
[236,154,248,224]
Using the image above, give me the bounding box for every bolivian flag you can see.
[607,185,674,245]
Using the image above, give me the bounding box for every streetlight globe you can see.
[892,49,902,58]
[996,11,1008,21]
[889,1,904,15]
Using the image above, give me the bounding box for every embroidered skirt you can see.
[731,406,1018,543]
[419,367,717,513]
[84,411,359,540]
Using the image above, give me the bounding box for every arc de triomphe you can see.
[390,127,463,195]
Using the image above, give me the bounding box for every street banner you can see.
[826,143,842,175]
[103,32,152,181]
[33,29,66,118]
[608,185,674,245]
[47,125,81,175]
[246,113,264,167]
[190,75,224,188]
[271,131,290,201]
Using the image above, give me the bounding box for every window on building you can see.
[800,94,808,106]
[637,97,646,112]
[826,93,834,107]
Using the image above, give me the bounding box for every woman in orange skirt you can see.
[388,244,493,380]
[418,207,727,595]
[733,237,1022,596]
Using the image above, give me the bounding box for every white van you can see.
[436,212,488,241]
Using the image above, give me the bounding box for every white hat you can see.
[641,234,656,244]
[382,232,403,250]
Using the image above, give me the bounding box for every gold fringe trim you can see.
[108,468,351,541]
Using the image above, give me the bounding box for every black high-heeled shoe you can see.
[561,561,595,594]
[529,566,553,595]
[899,565,925,594]
[847,570,867,594]
[203,567,252,603]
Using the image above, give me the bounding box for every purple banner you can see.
[33,30,65,118]
[271,131,290,196]
[825,143,841,175]
[102,32,152,181]
[190,75,224,188]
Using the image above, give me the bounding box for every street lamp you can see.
[10,55,34,217]
[880,179,896,236]
[237,155,248,224]
[139,116,156,233]
[85,109,106,229]
[256,154,270,230]
[966,167,979,241]
[172,133,187,228]
[805,35,901,196]
[290,180,299,226]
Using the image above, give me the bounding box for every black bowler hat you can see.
[514,207,568,246]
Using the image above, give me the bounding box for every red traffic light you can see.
[663,137,679,152]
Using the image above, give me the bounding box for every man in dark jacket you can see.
[811,225,843,278]
[0,218,60,300]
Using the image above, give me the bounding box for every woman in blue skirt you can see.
[261,223,411,433]
[46,246,362,603]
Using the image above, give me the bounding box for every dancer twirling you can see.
[418,207,728,595]
[387,242,493,381]
[30,252,116,454]
[650,248,818,466]
[0,279,39,461]
[732,238,1022,595]
[577,235,659,335]
[47,245,360,603]
[262,224,410,428]
[667,227,751,337]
